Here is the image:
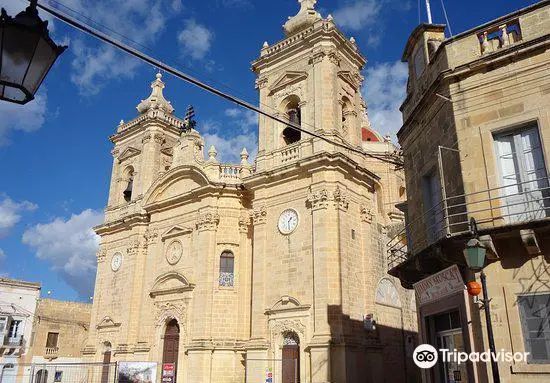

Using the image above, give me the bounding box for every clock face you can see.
[278,209,299,235]
[111,252,122,272]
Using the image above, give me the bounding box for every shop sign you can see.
[413,265,465,306]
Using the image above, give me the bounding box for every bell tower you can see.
[106,73,182,209]
[252,0,368,172]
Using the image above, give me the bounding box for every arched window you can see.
[122,166,134,202]
[219,251,234,287]
[375,278,401,307]
[281,96,302,145]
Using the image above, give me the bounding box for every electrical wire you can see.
[35,1,404,167]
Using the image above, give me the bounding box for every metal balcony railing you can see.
[387,176,550,269]
[219,272,234,287]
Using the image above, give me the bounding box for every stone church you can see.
[84,1,418,382]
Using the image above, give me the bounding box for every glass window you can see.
[219,251,235,287]
[519,294,550,363]
[8,319,21,338]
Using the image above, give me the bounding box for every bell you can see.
[123,179,133,201]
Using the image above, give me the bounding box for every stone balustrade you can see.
[479,20,522,55]
[45,346,59,358]
[280,144,301,163]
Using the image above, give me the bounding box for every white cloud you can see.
[224,108,258,132]
[178,20,214,60]
[200,108,258,163]
[57,0,180,95]
[0,196,38,237]
[0,89,48,146]
[22,209,104,298]
[332,0,382,32]
[203,132,258,164]
[0,249,5,258]
[362,61,408,141]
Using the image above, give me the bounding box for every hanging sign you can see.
[413,265,465,306]
[162,363,175,383]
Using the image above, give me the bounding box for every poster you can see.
[117,362,158,383]
[162,363,175,383]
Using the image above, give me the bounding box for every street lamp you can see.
[463,218,501,383]
[0,0,67,105]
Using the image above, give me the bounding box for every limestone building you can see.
[85,1,417,382]
[389,1,550,382]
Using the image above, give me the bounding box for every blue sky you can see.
[0,0,540,301]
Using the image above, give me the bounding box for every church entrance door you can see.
[281,343,300,383]
[162,319,180,383]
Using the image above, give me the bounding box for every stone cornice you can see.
[244,151,380,190]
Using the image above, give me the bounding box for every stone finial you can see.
[327,14,333,22]
[119,119,124,125]
[263,41,269,48]
[208,145,218,161]
[350,37,356,44]
[136,72,175,115]
[240,147,249,166]
[283,0,322,36]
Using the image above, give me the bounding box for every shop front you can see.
[414,265,478,383]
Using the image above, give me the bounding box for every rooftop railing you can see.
[388,176,550,269]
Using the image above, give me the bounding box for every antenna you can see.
[425,0,433,24]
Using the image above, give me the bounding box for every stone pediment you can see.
[337,71,362,90]
[96,316,121,330]
[118,147,141,162]
[150,272,195,297]
[269,71,308,94]
[265,295,311,315]
[161,226,193,241]
[144,166,211,208]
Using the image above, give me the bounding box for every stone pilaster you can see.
[138,131,164,197]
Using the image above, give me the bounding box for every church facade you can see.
[84,1,417,382]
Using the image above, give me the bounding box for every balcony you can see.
[45,346,59,359]
[388,176,550,271]
[219,272,234,287]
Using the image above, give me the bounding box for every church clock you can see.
[278,209,299,235]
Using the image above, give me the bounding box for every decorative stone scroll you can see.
[97,249,107,263]
[307,186,349,211]
[360,205,374,224]
[144,228,159,246]
[239,212,252,233]
[250,205,268,225]
[196,209,220,231]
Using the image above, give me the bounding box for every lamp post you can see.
[0,0,67,105]
[463,218,501,383]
